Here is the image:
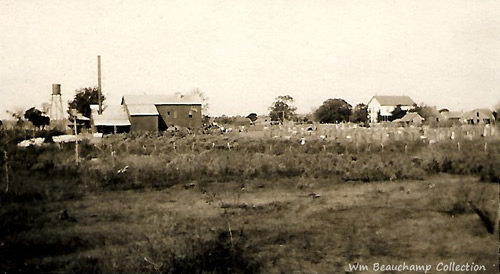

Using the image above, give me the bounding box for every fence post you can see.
[381,143,384,152]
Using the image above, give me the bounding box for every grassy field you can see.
[0,130,499,273]
[0,174,498,273]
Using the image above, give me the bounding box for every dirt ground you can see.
[0,174,498,273]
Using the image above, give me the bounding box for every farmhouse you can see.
[462,109,495,125]
[367,95,415,123]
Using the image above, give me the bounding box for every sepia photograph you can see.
[0,0,499,273]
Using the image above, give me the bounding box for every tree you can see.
[494,102,500,123]
[6,108,25,128]
[314,98,352,124]
[269,95,297,123]
[389,105,407,121]
[349,103,368,124]
[246,113,258,122]
[189,88,209,114]
[24,107,50,130]
[68,87,104,118]
[409,103,435,121]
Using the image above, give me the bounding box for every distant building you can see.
[462,109,495,125]
[367,95,415,123]
[254,115,272,127]
[121,93,203,132]
[392,112,424,126]
[439,110,463,124]
[233,116,252,127]
[91,105,131,134]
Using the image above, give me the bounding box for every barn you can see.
[121,93,203,131]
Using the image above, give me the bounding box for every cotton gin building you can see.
[121,93,203,132]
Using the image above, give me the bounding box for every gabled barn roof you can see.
[369,95,415,106]
[122,94,203,106]
[91,105,131,126]
[462,109,494,120]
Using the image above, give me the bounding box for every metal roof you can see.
[122,93,203,106]
[399,112,424,122]
[126,104,159,116]
[91,105,131,126]
[370,96,415,106]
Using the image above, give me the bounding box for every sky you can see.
[1,0,499,119]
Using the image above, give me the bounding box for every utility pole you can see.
[71,109,79,164]
[98,55,102,115]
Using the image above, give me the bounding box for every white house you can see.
[367,95,415,123]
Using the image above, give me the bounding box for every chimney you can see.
[98,55,102,114]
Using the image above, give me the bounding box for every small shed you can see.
[91,105,131,134]
[392,112,424,126]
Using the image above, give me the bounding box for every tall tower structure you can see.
[49,84,65,128]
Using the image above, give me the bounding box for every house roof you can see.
[395,112,424,123]
[442,111,463,119]
[370,96,415,106]
[462,109,494,120]
[91,105,131,126]
[126,104,159,116]
[122,93,203,106]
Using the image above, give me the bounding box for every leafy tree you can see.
[68,87,104,118]
[409,103,435,121]
[24,107,50,129]
[349,103,368,124]
[246,113,258,122]
[6,109,25,128]
[189,88,209,114]
[269,95,297,123]
[494,102,500,123]
[389,105,407,121]
[314,98,352,123]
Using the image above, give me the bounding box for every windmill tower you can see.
[49,84,65,128]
